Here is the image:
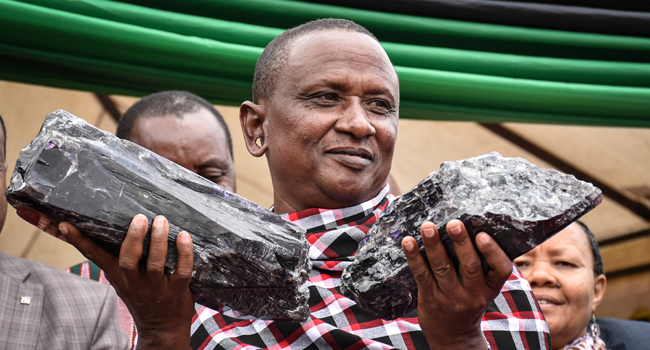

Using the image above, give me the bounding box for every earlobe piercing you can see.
[556,283,561,288]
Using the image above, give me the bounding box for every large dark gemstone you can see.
[6,110,311,321]
[340,152,601,320]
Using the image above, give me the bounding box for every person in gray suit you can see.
[0,114,128,350]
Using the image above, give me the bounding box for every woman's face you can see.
[514,224,606,348]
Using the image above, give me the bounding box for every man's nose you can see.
[527,261,559,288]
[335,99,376,139]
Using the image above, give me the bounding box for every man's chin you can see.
[319,179,385,207]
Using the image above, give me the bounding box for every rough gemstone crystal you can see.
[6,110,311,321]
[340,152,602,320]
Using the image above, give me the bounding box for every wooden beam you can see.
[597,226,650,279]
[94,93,121,123]
[479,123,650,221]
[600,234,650,276]
[599,226,650,247]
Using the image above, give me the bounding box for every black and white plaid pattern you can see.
[190,185,550,349]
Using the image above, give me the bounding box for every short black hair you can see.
[575,220,605,276]
[117,91,233,159]
[0,113,5,162]
[253,18,379,103]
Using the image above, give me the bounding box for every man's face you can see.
[129,108,236,192]
[260,30,399,212]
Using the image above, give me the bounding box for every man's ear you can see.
[592,274,607,312]
[239,101,268,158]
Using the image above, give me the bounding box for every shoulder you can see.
[598,317,650,349]
[33,261,112,304]
[598,317,650,333]
[599,316,650,326]
[0,252,127,348]
[0,251,111,299]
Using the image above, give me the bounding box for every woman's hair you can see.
[575,220,605,276]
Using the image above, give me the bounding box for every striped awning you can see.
[1,0,649,126]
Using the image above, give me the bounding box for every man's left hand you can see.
[402,220,512,350]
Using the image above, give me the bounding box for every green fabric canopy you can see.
[1,0,649,126]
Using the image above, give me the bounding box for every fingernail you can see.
[180,232,190,243]
[449,222,461,235]
[403,240,414,252]
[479,233,491,245]
[423,227,435,238]
[133,215,146,226]
[37,216,47,230]
[59,225,68,235]
[154,217,164,227]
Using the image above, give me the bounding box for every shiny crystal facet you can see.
[341,152,602,320]
[6,110,311,321]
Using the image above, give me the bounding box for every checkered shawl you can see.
[191,185,551,350]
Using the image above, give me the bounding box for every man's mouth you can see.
[327,147,373,169]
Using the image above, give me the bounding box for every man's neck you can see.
[272,183,390,215]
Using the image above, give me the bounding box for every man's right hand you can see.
[55,215,195,350]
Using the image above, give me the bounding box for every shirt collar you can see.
[280,183,392,232]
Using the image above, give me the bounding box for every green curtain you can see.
[1,0,649,126]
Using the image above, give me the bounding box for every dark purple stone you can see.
[340,152,602,320]
[6,110,311,321]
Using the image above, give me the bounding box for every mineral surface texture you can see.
[341,152,601,320]
[6,110,311,321]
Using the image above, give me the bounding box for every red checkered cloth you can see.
[190,185,551,350]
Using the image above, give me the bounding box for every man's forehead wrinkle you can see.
[291,58,397,98]
[294,73,396,98]
[291,46,391,71]
[289,57,397,91]
[363,87,395,98]
[316,80,348,92]
[294,72,352,93]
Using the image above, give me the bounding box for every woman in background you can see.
[514,221,650,350]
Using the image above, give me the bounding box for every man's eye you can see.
[199,170,225,183]
[316,93,338,102]
[556,261,575,267]
[367,100,391,112]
